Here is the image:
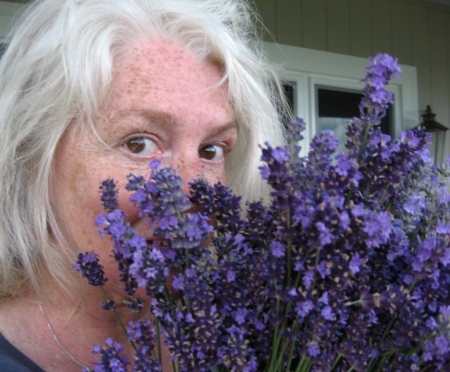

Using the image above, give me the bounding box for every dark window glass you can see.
[0,43,7,58]
[317,87,392,135]
[281,81,297,129]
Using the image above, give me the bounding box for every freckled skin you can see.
[51,40,237,301]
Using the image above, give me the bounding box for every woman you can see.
[0,0,287,370]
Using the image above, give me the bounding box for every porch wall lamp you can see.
[414,105,448,163]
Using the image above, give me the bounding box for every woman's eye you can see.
[125,137,157,155]
[199,144,225,161]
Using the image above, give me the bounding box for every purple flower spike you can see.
[92,338,129,372]
[150,158,161,169]
[359,53,402,125]
[270,240,285,257]
[73,251,107,286]
[99,178,119,212]
[349,252,363,275]
[308,343,321,357]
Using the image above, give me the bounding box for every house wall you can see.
[0,1,24,43]
[254,0,450,157]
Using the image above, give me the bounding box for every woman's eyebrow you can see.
[112,109,176,126]
[210,120,240,136]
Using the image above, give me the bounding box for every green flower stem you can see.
[294,356,311,372]
[185,247,190,268]
[345,121,372,207]
[366,343,375,371]
[344,299,363,306]
[156,310,179,372]
[285,343,296,372]
[267,325,282,372]
[283,209,295,316]
[155,318,162,363]
[358,122,372,165]
[268,293,282,372]
[379,316,396,344]
[273,336,292,371]
[175,209,191,268]
[330,354,343,370]
[284,322,299,371]
[99,285,137,351]
[293,269,302,289]
[365,316,397,371]
[163,285,176,307]
[310,243,322,292]
[277,271,303,371]
[372,188,389,211]
[286,208,292,287]
[373,349,394,372]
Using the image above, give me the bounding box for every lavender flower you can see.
[99,179,119,212]
[73,252,107,286]
[360,53,401,125]
[76,53,450,371]
[127,158,191,220]
[127,319,162,371]
[91,338,129,372]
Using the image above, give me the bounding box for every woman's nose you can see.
[161,155,205,193]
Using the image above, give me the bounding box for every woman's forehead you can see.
[105,41,230,114]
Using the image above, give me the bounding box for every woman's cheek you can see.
[118,192,140,222]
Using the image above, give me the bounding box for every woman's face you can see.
[51,40,237,299]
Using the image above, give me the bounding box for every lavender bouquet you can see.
[74,54,450,371]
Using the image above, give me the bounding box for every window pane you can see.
[316,86,392,149]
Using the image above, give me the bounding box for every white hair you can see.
[0,0,287,299]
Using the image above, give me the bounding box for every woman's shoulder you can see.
[0,334,44,372]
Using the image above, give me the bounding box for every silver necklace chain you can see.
[38,302,90,370]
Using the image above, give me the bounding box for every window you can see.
[266,42,418,156]
[316,86,393,152]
